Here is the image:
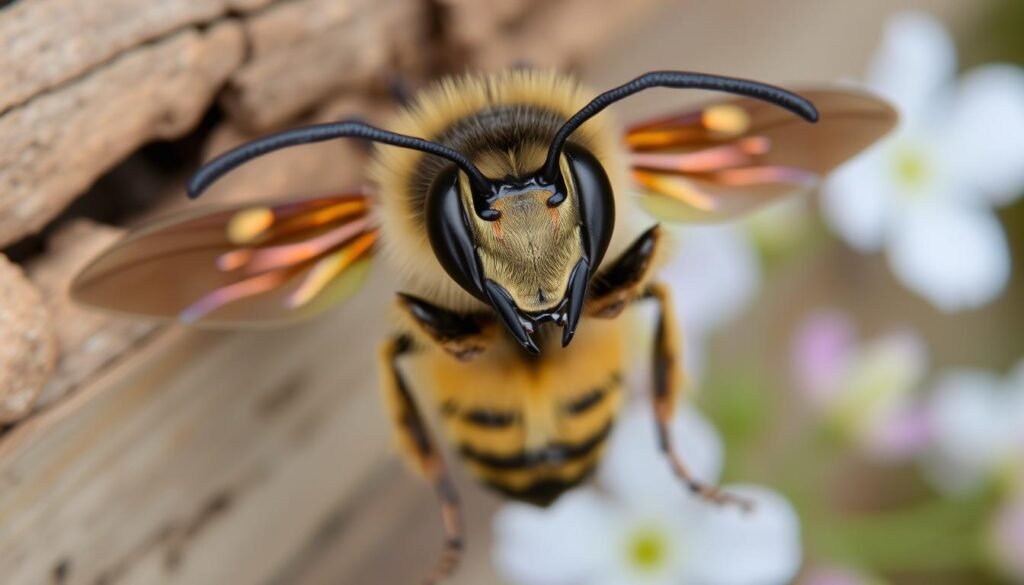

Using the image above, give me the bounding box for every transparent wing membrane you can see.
[627,88,898,222]
[72,193,377,326]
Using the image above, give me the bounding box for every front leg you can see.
[645,283,753,511]
[587,225,661,318]
[396,293,496,361]
[380,335,464,584]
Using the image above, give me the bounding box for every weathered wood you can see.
[469,0,663,69]
[0,255,56,423]
[0,0,432,249]
[0,23,246,248]
[438,0,538,50]
[0,0,270,116]
[0,92,391,427]
[271,460,503,585]
[222,0,425,131]
[199,97,390,206]
[0,270,394,584]
[26,221,160,410]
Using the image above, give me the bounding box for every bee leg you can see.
[381,334,464,584]
[587,225,661,319]
[396,293,496,361]
[644,283,754,512]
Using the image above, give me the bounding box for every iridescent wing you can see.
[627,88,897,222]
[71,193,377,327]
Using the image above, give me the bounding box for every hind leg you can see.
[380,334,464,584]
[644,283,753,511]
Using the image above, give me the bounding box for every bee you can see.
[72,69,895,583]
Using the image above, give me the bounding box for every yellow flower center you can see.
[627,527,668,572]
[891,146,930,192]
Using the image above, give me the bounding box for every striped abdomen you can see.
[420,319,628,506]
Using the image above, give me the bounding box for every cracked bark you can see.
[0,23,246,248]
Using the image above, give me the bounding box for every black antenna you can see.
[540,70,820,181]
[187,120,493,199]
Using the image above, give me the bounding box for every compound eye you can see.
[425,166,486,301]
[563,144,615,270]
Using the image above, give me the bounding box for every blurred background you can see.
[580,2,1024,585]
[0,0,1022,584]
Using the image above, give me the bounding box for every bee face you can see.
[470,183,582,314]
[426,145,616,353]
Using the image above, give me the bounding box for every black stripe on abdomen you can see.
[485,464,599,507]
[441,401,521,429]
[560,371,621,416]
[459,421,612,471]
[463,408,519,428]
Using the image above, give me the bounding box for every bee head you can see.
[424,71,818,354]
[425,143,615,354]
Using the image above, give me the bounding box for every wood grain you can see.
[0,268,395,584]
[0,23,246,248]
[26,221,160,411]
[0,255,56,423]
[0,0,426,249]
[222,0,425,131]
[0,0,270,116]
[466,0,663,70]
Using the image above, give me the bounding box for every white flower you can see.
[790,311,931,459]
[921,359,1024,495]
[492,402,802,585]
[659,225,761,381]
[822,12,1024,311]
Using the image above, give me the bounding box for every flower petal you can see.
[790,310,857,409]
[888,202,1010,311]
[943,65,1024,205]
[922,366,1024,494]
[492,489,620,585]
[660,225,760,337]
[862,402,934,461]
[599,401,723,510]
[821,144,898,251]
[681,331,710,389]
[867,11,957,120]
[585,573,665,585]
[683,485,803,585]
[829,330,929,444]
